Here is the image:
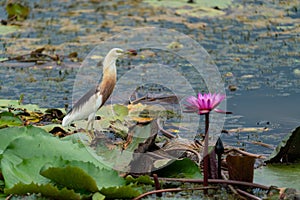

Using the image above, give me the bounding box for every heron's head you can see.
[107,48,137,59]
[107,48,124,57]
[103,48,137,71]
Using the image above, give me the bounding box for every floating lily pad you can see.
[0,25,19,35]
[144,0,232,17]
[145,0,232,9]
[6,2,30,21]
[254,163,300,189]
[0,99,44,112]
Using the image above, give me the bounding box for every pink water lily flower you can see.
[185,92,229,192]
[186,93,226,115]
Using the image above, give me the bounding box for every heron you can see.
[62,48,137,138]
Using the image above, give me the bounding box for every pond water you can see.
[0,0,299,156]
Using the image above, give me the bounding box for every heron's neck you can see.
[103,59,117,80]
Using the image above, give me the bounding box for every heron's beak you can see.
[125,49,137,56]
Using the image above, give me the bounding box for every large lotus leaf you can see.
[254,163,300,189]
[0,126,115,191]
[2,152,124,196]
[154,158,202,179]
[125,175,154,185]
[0,126,49,155]
[2,155,99,191]
[100,185,140,199]
[1,130,124,196]
[4,182,80,200]
[266,126,300,163]
[40,159,125,191]
[2,153,99,190]
[0,126,109,169]
[92,192,105,200]
[40,165,98,192]
[1,155,52,189]
[61,132,90,144]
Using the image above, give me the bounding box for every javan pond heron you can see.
[62,48,137,138]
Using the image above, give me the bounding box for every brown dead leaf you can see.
[226,154,255,183]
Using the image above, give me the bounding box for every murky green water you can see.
[0,0,299,155]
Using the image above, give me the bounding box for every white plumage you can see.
[62,48,136,138]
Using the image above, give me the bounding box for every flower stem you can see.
[203,112,209,194]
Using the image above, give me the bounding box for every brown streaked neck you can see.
[98,63,117,105]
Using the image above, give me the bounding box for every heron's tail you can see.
[62,114,72,126]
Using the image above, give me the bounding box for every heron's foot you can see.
[85,122,95,141]
[84,129,95,141]
[89,130,95,140]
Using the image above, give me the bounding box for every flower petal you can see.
[211,94,225,109]
[199,109,210,115]
[214,108,230,114]
[207,98,211,109]
[186,96,199,107]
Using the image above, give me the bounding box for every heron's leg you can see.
[87,113,96,139]
[85,121,90,133]
[90,118,95,130]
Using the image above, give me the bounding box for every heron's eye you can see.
[116,50,123,54]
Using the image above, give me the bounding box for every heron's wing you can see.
[62,86,102,125]
[70,86,98,114]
